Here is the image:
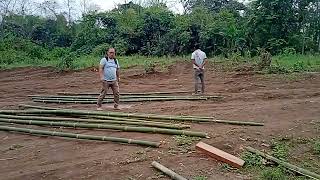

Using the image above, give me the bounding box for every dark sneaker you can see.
[114,104,120,110]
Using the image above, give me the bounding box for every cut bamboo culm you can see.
[151,161,187,180]
[19,104,263,126]
[0,114,190,129]
[32,97,208,104]
[29,95,221,99]
[0,125,160,147]
[1,109,264,126]
[57,91,191,96]
[245,146,320,180]
[0,118,207,137]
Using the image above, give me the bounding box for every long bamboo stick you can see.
[0,114,189,129]
[18,105,221,120]
[29,95,221,99]
[151,161,188,180]
[0,125,160,147]
[19,104,59,110]
[57,91,191,96]
[0,118,208,137]
[78,115,191,129]
[1,109,264,126]
[245,146,320,180]
[32,97,208,104]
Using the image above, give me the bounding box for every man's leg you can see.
[199,70,205,94]
[110,81,120,109]
[97,81,108,109]
[194,69,200,94]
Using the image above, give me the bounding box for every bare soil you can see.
[0,63,319,180]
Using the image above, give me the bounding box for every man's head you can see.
[106,48,116,59]
[194,44,200,50]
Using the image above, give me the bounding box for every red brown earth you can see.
[0,62,319,180]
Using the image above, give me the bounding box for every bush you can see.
[113,39,129,56]
[143,60,156,74]
[91,43,110,57]
[267,64,290,74]
[57,52,76,70]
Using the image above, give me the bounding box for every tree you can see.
[39,0,60,18]
[64,0,75,25]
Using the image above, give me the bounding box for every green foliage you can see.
[173,135,200,146]
[271,141,289,160]
[314,140,320,155]
[57,52,76,70]
[91,43,110,57]
[241,151,263,168]
[1,0,320,71]
[267,54,320,74]
[259,167,288,180]
[144,60,156,74]
[193,175,208,180]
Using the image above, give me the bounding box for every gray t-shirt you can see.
[100,57,120,81]
[191,49,207,69]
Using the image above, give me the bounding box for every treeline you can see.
[0,0,319,66]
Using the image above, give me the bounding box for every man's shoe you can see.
[114,105,120,110]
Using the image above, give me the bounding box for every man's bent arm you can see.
[201,58,207,68]
[192,59,199,68]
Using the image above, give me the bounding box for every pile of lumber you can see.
[0,104,264,147]
[28,91,222,104]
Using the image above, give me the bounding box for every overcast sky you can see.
[30,0,248,16]
[90,0,185,13]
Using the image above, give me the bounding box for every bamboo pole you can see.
[0,114,190,129]
[32,97,208,104]
[0,118,208,137]
[245,146,320,180]
[18,105,222,120]
[29,95,221,99]
[0,125,160,147]
[1,109,264,126]
[19,104,59,110]
[79,115,191,129]
[57,91,191,96]
[151,161,188,180]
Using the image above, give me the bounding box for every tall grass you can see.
[1,51,319,74]
[270,54,320,73]
[72,55,183,71]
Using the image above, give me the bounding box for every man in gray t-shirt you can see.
[97,48,120,110]
[191,44,207,94]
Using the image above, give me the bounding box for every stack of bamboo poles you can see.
[0,105,264,147]
[28,90,222,104]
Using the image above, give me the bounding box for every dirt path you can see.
[0,63,319,180]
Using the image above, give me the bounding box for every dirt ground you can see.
[0,62,319,180]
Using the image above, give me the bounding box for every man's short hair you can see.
[194,44,200,49]
[106,48,116,53]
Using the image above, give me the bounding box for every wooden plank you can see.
[196,142,245,168]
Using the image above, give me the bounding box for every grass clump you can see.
[193,175,207,180]
[271,141,289,160]
[173,135,200,146]
[241,151,263,168]
[313,140,320,155]
[259,167,288,180]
